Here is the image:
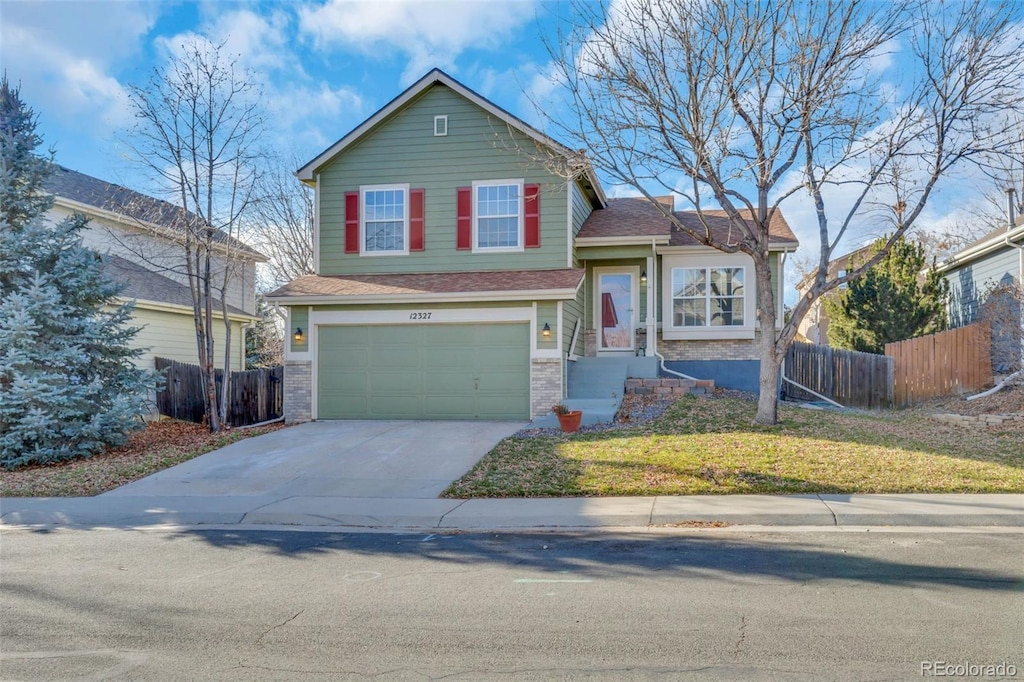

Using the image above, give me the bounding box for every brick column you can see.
[530,358,563,418]
[283,360,312,423]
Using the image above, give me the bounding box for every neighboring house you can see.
[794,244,875,345]
[43,165,267,373]
[935,210,1024,371]
[265,69,798,423]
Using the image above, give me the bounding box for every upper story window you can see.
[474,180,523,252]
[673,267,745,327]
[362,185,408,255]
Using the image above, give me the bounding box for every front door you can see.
[595,268,637,352]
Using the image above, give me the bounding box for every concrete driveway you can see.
[103,420,524,499]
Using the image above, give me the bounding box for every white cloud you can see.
[298,0,539,84]
[0,1,157,132]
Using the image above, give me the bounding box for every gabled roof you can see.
[577,198,799,248]
[103,254,250,318]
[935,214,1024,274]
[795,243,876,291]
[46,165,267,262]
[295,68,606,208]
[264,269,585,304]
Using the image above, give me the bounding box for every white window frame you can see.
[472,178,524,253]
[662,252,756,340]
[434,115,448,136]
[359,184,410,256]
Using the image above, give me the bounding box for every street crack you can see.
[255,610,304,646]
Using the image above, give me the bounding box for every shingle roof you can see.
[265,269,585,300]
[578,198,799,247]
[103,253,249,317]
[46,165,266,261]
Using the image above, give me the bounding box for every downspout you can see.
[649,237,700,381]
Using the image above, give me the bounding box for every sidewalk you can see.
[2,493,1022,531]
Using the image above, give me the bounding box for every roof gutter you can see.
[263,287,583,306]
[934,224,1024,274]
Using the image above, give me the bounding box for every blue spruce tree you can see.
[0,75,156,467]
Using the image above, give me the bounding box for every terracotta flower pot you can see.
[556,410,583,433]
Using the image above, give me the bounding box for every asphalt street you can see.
[1,527,1021,680]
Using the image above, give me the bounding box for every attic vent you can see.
[434,115,448,137]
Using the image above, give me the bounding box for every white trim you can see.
[359,184,410,256]
[433,115,448,136]
[576,236,671,247]
[556,300,564,356]
[310,306,534,327]
[594,266,640,353]
[656,242,798,254]
[283,306,311,361]
[295,68,608,208]
[934,224,1024,273]
[471,179,524,253]
[566,181,574,268]
[662,252,756,341]
[313,172,321,273]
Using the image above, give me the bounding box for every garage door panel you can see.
[317,322,531,420]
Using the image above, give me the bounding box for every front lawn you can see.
[0,420,286,497]
[444,396,1024,497]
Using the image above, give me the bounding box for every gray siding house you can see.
[935,212,1024,371]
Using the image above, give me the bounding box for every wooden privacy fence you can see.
[783,342,895,410]
[885,322,992,406]
[154,357,283,427]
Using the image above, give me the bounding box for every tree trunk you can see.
[753,257,781,425]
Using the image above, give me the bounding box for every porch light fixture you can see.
[640,270,648,284]
[293,327,304,343]
[542,323,552,337]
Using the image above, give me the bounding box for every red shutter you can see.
[409,188,425,251]
[344,191,360,254]
[456,186,472,250]
[524,183,540,248]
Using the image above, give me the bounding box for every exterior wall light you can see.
[640,269,648,284]
[542,323,552,337]
[293,327,304,343]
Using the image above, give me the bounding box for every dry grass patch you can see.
[444,396,1023,498]
[0,420,287,497]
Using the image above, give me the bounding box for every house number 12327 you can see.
[409,312,432,320]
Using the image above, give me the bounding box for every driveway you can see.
[103,420,524,499]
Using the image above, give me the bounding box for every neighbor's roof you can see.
[103,254,250,318]
[46,165,267,262]
[577,197,799,248]
[935,213,1024,274]
[295,68,606,209]
[795,243,877,291]
[265,269,585,303]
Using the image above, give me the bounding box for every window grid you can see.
[476,183,520,249]
[363,188,405,252]
[672,267,745,327]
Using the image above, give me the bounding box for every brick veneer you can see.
[657,332,761,361]
[283,360,312,423]
[531,358,563,418]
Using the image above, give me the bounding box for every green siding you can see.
[563,287,585,356]
[317,323,530,420]
[577,245,656,261]
[318,84,570,275]
[290,307,309,353]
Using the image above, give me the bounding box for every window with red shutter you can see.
[344,191,359,254]
[524,183,540,248]
[456,186,472,250]
[409,188,425,251]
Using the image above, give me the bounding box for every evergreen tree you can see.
[245,295,283,369]
[0,75,155,468]
[825,236,949,354]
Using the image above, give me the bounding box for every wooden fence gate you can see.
[783,342,895,409]
[884,322,992,406]
[154,357,283,426]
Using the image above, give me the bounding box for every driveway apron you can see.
[102,420,524,499]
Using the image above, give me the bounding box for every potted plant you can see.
[552,402,583,433]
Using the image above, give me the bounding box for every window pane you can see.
[673,299,706,327]
[476,184,520,248]
[709,267,744,296]
[710,297,744,326]
[672,268,705,297]
[363,189,405,252]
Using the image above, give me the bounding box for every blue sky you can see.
[2,0,1014,284]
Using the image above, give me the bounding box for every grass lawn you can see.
[0,420,286,497]
[444,396,1024,498]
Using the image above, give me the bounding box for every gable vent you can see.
[434,115,448,137]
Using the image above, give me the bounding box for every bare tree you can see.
[545,0,1024,424]
[125,38,264,431]
[250,157,315,289]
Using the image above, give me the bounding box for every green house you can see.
[265,70,798,422]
